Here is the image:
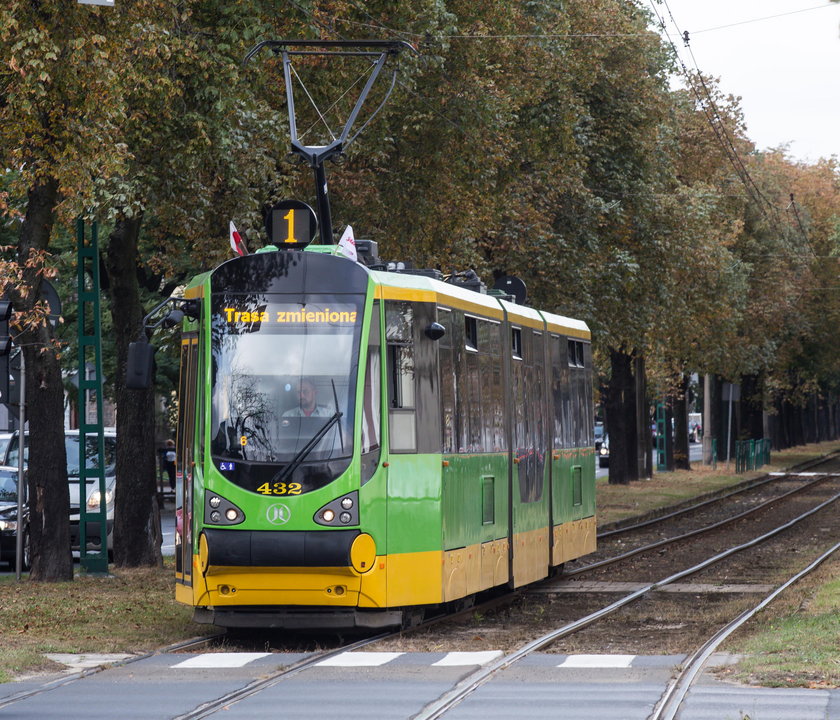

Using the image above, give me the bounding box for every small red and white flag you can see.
[229,221,248,256]
[336,225,357,262]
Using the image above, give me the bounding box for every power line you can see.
[693,4,838,35]
[655,1,822,261]
[648,1,787,235]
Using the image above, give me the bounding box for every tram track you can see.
[0,633,222,712]
[597,449,840,540]
[649,538,840,720]
[407,483,840,719]
[565,470,837,578]
[3,462,838,718]
[169,630,398,720]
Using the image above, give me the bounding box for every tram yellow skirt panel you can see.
[385,550,444,606]
[513,527,550,588]
[196,565,368,607]
[552,516,597,565]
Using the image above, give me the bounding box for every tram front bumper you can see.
[194,527,386,609]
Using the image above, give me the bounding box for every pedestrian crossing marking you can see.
[558,654,635,668]
[316,651,404,667]
[432,651,504,666]
[166,651,681,671]
[170,652,271,669]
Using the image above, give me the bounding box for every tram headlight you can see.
[204,492,245,526]
[314,491,359,527]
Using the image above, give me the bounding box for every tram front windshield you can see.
[210,294,363,465]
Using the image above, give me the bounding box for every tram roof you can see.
[370,268,590,340]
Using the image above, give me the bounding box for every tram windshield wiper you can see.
[272,410,343,484]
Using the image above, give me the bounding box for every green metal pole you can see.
[77,218,108,574]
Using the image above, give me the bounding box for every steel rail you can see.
[409,488,840,720]
[565,472,832,577]
[0,633,222,711]
[598,451,839,539]
[649,538,840,720]
[170,630,398,720]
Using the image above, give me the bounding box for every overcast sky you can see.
[649,0,840,162]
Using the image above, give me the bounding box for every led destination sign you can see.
[219,302,359,331]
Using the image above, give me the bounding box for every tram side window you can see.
[361,302,382,482]
[513,328,546,503]
[479,325,504,452]
[511,327,522,359]
[438,308,456,453]
[465,316,478,352]
[565,338,592,446]
[386,301,416,452]
[550,334,563,448]
[568,339,584,368]
[582,342,594,446]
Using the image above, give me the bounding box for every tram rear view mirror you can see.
[425,322,446,341]
[162,309,185,328]
[126,340,156,389]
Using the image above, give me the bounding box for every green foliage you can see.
[1,0,839,507]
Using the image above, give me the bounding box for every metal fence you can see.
[735,438,771,473]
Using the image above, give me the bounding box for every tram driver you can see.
[283,377,333,418]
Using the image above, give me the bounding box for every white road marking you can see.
[171,652,271,668]
[432,651,504,666]
[316,652,404,667]
[557,654,636,668]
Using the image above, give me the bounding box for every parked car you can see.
[594,422,605,449]
[2,430,117,557]
[598,434,610,468]
[0,465,29,570]
[0,433,13,464]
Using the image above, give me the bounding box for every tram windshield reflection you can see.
[210,294,363,465]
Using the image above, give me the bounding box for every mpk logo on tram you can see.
[266,503,291,525]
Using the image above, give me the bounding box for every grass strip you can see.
[0,561,202,683]
[719,556,840,688]
[1,440,838,685]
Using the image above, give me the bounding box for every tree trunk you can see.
[673,374,690,470]
[635,356,651,479]
[105,214,162,567]
[740,373,764,440]
[15,178,73,581]
[605,347,635,485]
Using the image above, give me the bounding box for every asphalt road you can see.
[2,649,837,719]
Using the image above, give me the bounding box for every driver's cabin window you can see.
[385,301,416,452]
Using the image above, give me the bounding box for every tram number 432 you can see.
[256,482,303,496]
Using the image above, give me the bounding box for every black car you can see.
[0,466,29,570]
[594,423,609,468]
[598,434,610,468]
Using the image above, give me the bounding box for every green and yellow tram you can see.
[169,243,595,629]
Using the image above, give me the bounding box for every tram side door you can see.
[175,336,198,586]
[510,327,550,587]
